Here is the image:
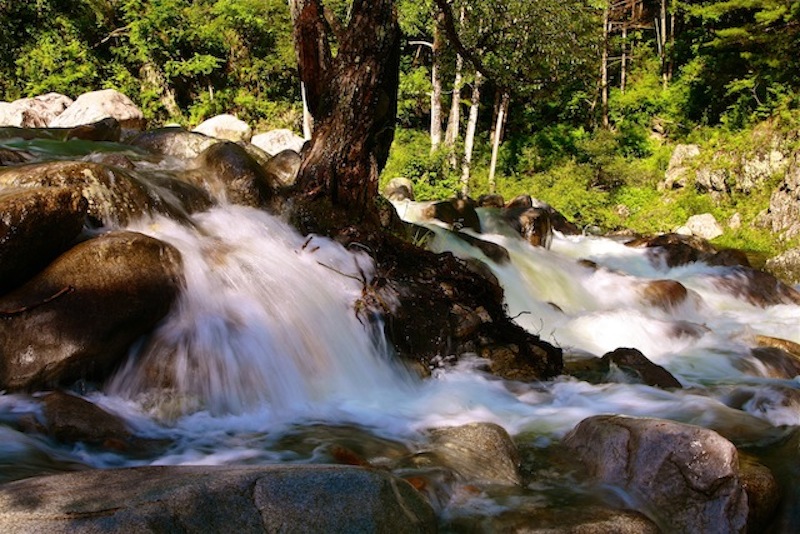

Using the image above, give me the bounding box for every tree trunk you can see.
[444,7,465,166]
[430,17,443,153]
[301,82,313,140]
[659,0,668,89]
[291,0,400,225]
[601,8,610,129]
[460,71,483,197]
[487,92,509,195]
[621,22,627,93]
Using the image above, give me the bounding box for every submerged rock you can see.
[41,390,133,445]
[0,160,212,226]
[0,187,87,294]
[601,347,682,388]
[0,465,437,533]
[564,415,749,533]
[0,231,183,391]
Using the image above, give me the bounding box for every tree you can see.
[291,0,401,223]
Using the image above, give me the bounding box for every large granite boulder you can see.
[193,114,252,143]
[564,415,749,533]
[0,93,73,128]
[129,127,220,159]
[0,465,437,533]
[0,231,183,391]
[0,187,87,294]
[191,141,275,207]
[263,149,301,188]
[759,152,800,240]
[251,128,305,155]
[50,89,145,132]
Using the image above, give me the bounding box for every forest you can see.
[1,0,799,257]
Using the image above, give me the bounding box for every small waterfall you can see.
[107,205,415,418]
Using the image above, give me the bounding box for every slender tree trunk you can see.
[488,92,509,195]
[301,82,313,140]
[601,8,610,129]
[621,23,627,93]
[460,71,483,197]
[444,7,465,166]
[291,0,400,221]
[659,0,668,89]
[430,17,443,153]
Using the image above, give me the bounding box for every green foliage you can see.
[382,128,461,200]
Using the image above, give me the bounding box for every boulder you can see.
[263,149,301,188]
[601,347,682,388]
[711,267,800,307]
[0,465,437,533]
[0,187,87,294]
[477,194,505,208]
[193,114,252,143]
[0,93,73,128]
[505,195,580,235]
[129,127,220,159]
[503,206,553,248]
[427,422,521,485]
[251,128,305,155]
[564,415,749,533]
[739,454,780,531]
[0,160,212,226]
[50,89,145,132]
[663,143,700,190]
[384,177,415,201]
[41,391,133,445]
[192,141,275,207]
[758,153,800,240]
[0,231,183,391]
[626,233,751,268]
[679,213,724,240]
[0,148,30,166]
[65,117,121,142]
[765,247,800,287]
[422,197,481,232]
[638,279,690,311]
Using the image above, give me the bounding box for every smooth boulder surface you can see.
[564,415,749,533]
[263,148,301,188]
[0,231,183,391]
[129,127,220,159]
[193,113,252,142]
[50,89,145,131]
[0,93,73,128]
[601,347,682,388]
[503,206,553,248]
[251,128,305,155]
[0,160,212,226]
[0,187,87,294]
[384,177,415,201]
[0,465,437,534]
[192,141,275,207]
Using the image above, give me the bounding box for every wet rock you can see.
[626,233,751,268]
[65,117,121,142]
[601,348,682,388]
[0,93,73,128]
[193,113,252,143]
[0,160,211,226]
[0,465,436,533]
[481,341,562,382]
[764,248,800,286]
[427,422,521,485]
[503,206,553,248]
[739,454,780,531]
[506,194,534,210]
[505,195,580,235]
[384,177,415,201]
[128,127,220,159]
[453,231,510,264]
[477,193,504,208]
[0,187,87,294]
[264,148,301,188]
[564,415,749,534]
[638,279,689,311]
[422,197,481,232]
[251,128,305,155]
[451,505,660,533]
[50,89,145,132]
[745,336,800,379]
[192,141,275,207]
[0,148,30,166]
[0,231,183,391]
[712,267,800,307]
[41,390,132,445]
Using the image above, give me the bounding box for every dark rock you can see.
[192,141,275,207]
[711,267,800,307]
[0,231,183,391]
[477,194,504,208]
[506,194,534,210]
[601,347,682,388]
[422,197,481,232]
[564,415,749,533]
[744,336,800,379]
[0,148,30,166]
[42,390,132,445]
[626,233,751,268]
[503,206,553,248]
[0,160,212,226]
[452,231,510,264]
[65,117,121,142]
[129,127,219,159]
[451,505,660,533]
[638,279,689,311]
[0,465,437,533]
[739,454,780,531]
[0,187,87,294]
[384,177,415,201]
[264,148,302,188]
[427,422,521,485]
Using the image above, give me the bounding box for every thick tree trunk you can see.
[460,71,483,196]
[291,0,400,225]
[487,92,509,194]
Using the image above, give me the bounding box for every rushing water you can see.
[2,140,800,527]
